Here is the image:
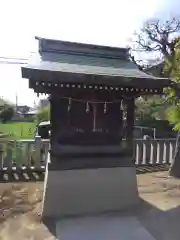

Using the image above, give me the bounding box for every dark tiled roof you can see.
[36,36,129,60]
[24,52,169,80]
[22,37,172,89]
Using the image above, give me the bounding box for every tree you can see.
[0,104,14,123]
[132,17,180,75]
[135,96,169,121]
[132,17,180,177]
[163,38,180,177]
[35,105,50,124]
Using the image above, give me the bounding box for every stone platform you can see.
[56,214,155,240]
[42,165,139,218]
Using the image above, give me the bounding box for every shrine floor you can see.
[0,171,180,239]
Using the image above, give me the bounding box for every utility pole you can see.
[15,92,18,111]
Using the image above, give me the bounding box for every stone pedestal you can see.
[42,158,139,218]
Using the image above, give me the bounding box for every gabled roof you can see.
[22,37,173,89]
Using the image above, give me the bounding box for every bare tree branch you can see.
[132,17,180,77]
[129,55,144,71]
[132,17,180,178]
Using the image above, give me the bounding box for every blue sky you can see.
[0,0,179,106]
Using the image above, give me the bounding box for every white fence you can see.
[0,136,49,170]
[134,139,176,165]
[0,137,176,170]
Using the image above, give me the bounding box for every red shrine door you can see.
[94,102,123,144]
[54,98,123,146]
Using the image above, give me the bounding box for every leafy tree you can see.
[132,17,180,125]
[135,96,169,121]
[35,105,50,124]
[132,17,180,177]
[163,38,180,177]
[0,104,14,123]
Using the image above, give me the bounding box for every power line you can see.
[0,61,27,65]
[0,57,28,65]
[0,56,28,61]
[0,52,36,59]
[0,52,36,64]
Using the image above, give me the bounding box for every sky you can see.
[0,0,179,107]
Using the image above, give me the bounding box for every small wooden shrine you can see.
[22,37,173,218]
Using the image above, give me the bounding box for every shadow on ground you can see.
[0,172,180,239]
[136,198,180,240]
[43,198,180,240]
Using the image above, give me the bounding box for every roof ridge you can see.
[36,37,129,60]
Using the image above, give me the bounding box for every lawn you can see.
[0,122,36,139]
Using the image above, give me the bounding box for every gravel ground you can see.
[0,172,180,239]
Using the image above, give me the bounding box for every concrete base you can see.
[56,214,155,240]
[42,166,139,218]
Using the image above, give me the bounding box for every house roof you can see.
[21,37,173,89]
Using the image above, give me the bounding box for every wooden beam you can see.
[126,98,135,156]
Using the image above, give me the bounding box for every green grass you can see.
[0,122,36,139]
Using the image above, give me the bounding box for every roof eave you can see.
[21,66,172,90]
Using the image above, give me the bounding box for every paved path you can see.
[56,214,155,240]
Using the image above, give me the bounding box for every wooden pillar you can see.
[50,95,69,145]
[48,94,59,169]
[49,95,54,143]
[126,98,135,156]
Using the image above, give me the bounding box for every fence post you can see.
[34,136,42,169]
[143,136,151,164]
[163,140,170,164]
[151,140,158,165]
[0,143,5,170]
[3,142,13,169]
[136,140,143,165]
[157,140,164,164]
[43,141,50,166]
